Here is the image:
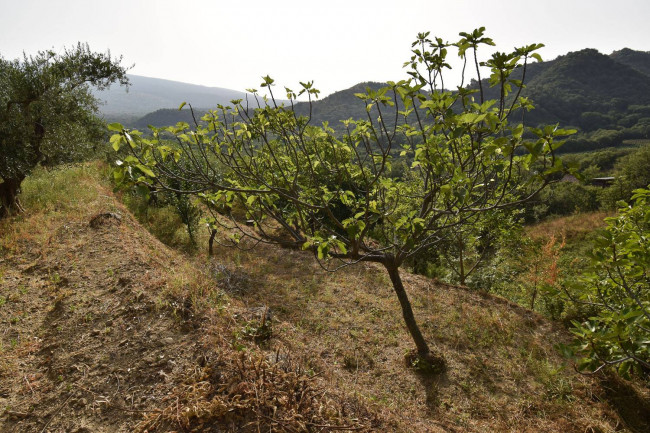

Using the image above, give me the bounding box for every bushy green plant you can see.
[599,144,650,208]
[436,208,521,287]
[537,181,600,217]
[566,187,650,377]
[121,189,197,252]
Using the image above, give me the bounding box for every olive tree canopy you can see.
[0,43,129,217]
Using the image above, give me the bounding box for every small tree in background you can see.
[435,208,519,286]
[524,234,565,313]
[566,187,649,377]
[599,144,650,208]
[112,28,574,367]
[0,43,129,217]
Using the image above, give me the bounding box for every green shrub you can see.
[566,187,650,377]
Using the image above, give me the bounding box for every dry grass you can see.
[199,228,623,432]
[135,349,379,432]
[525,211,612,242]
[0,163,375,432]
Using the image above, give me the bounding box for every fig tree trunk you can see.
[385,263,431,356]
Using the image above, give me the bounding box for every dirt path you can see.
[0,179,374,433]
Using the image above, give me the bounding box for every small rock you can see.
[89,212,122,228]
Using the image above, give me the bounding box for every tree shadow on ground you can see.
[601,373,650,433]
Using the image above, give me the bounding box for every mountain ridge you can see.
[101,48,650,146]
[94,74,251,118]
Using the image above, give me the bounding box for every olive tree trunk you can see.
[0,177,25,218]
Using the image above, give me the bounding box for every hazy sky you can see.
[2,0,649,97]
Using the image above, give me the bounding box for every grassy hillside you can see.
[0,164,375,432]
[2,163,648,431]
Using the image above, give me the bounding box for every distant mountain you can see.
[521,48,650,128]
[610,48,650,77]
[127,82,390,129]
[112,49,650,149]
[94,74,249,119]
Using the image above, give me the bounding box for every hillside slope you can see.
[0,165,375,432]
[1,163,647,432]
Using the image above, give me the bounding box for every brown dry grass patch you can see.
[202,230,623,432]
[525,211,612,242]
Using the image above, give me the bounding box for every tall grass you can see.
[0,162,116,252]
[20,162,109,215]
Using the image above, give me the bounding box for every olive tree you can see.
[0,43,129,217]
[112,29,573,367]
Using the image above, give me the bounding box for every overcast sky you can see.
[2,0,649,97]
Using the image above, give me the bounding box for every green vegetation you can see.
[121,185,202,253]
[0,43,128,217]
[566,188,650,376]
[600,143,650,208]
[514,143,649,223]
[3,163,635,431]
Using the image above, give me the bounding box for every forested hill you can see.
[520,48,650,128]
[610,48,650,77]
[131,107,205,130]
[291,81,387,126]
[119,48,650,141]
[292,48,650,133]
[291,48,650,134]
